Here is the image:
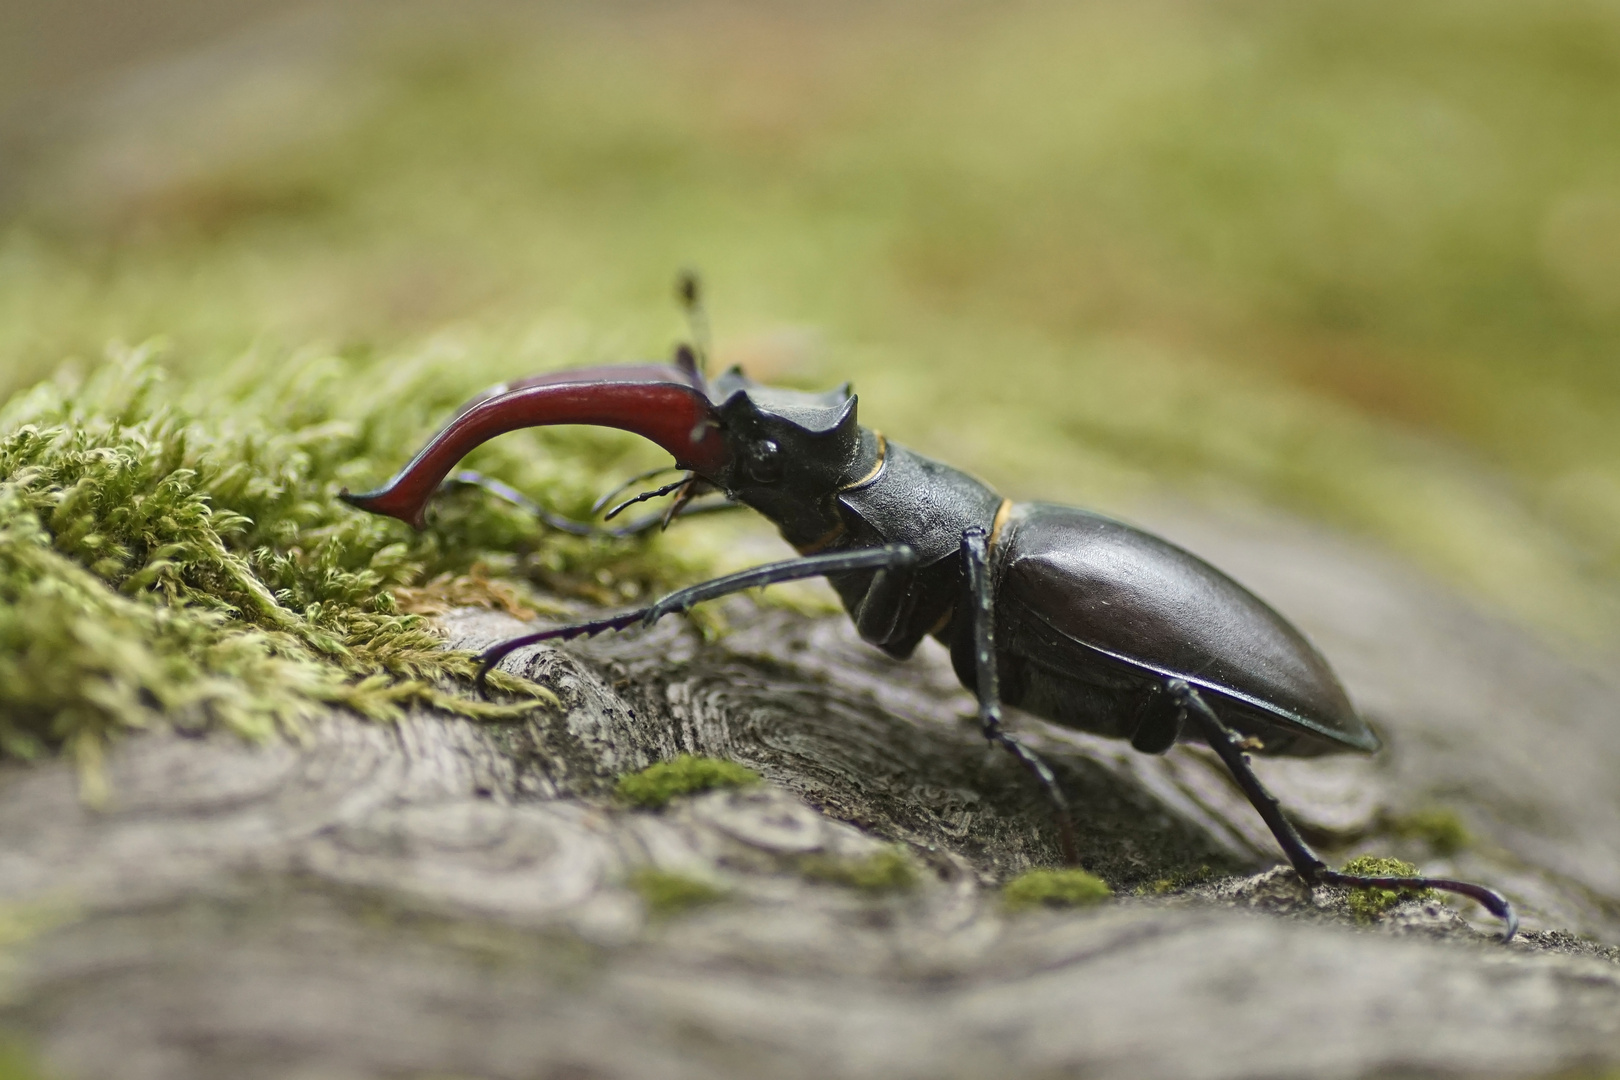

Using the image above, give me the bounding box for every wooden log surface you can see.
[2,504,1619,1080]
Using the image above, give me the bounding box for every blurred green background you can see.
[4,0,1620,643]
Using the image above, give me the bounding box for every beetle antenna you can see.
[604,477,691,521]
[591,465,682,515]
[676,268,711,378]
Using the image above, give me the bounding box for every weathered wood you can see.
[2,506,1618,1080]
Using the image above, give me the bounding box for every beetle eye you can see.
[747,438,783,483]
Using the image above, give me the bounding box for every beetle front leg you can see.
[1166,678,1518,941]
[476,544,918,693]
[961,527,1080,864]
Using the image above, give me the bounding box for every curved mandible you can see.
[340,364,729,529]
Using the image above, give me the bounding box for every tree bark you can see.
[2,504,1619,1080]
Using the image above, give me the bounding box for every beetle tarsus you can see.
[474,611,644,697]
[1166,678,1518,942]
[1317,868,1519,940]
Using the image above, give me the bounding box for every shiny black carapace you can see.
[341,290,1517,939]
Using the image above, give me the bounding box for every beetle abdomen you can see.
[993,503,1377,756]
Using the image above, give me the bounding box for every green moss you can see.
[1341,855,1438,922]
[1385,808,1472,856]
[615,755,761,809]
[0,347,703,792]
[1134,865,1215,897]
[628,868,726,915]
[1003,869,1113,911]
[799,848,918,893]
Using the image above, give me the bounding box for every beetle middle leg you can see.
[1165,678,1519,940]
[962,527,1080,864]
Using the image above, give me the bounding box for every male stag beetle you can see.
[341,276,1517,939]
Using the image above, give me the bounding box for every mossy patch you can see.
[615,755,761,809]
[1384,808,1472,856]
[628,869,726,915]
[0,347,701,794]
[1003,869,1113,911]
[799,848,917,894]
[1134,865,1215,896]
[391,567,564,620]
[1341,856,1438,922]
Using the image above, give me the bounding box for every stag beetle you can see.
[341,277,1517,940]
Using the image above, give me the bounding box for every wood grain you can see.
[2,506,1618,1080]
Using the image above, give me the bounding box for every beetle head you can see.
[708,366,861,503]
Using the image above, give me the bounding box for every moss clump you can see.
[1341,855,1438,922]
[800,848,918,893]
[1134,865,1215,897]
[1385,808,1472,856]
[0,347,700,794]
[628,869,726,915]
[615,755,761,809]
[1003,869,1113,911]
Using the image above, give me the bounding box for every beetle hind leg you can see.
[1164,678,1518,941]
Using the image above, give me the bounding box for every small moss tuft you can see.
[1003,868,1113,911]
[1134,865,1215,896]
[1385,808,1471,856]
[615,754,761,809]
[1341,855,1437,922]
[628,869,726,915]
[800,848,917,893]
